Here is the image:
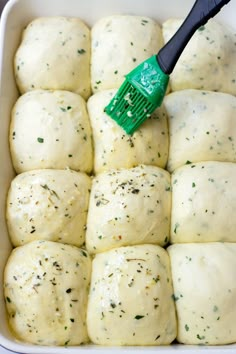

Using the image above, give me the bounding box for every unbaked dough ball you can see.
[170,161,236,244]
[86,165,171,254]
[91,15,163,92]
[10,90,93,174]
[6,169,91,247]
[87,244,176,345]
[162,19,236,94]
[165,89,236,172]
[15,17,91,99]
[87,89,168,173]
[4,240,91,346]
[168,243,236,345]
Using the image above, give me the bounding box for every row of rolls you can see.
[5,241,236,346]
[4,14,236,347]
[10,88,236,175]
[14,16,236,98]
[6,162,236,249]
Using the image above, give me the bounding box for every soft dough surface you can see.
[15,17,91,99]
[10,90,93,174]
[6,169,91,247]
[162,19,236,94]
[86,165,171,254]
[164,89,236,172]
[87,89,169,174]
[87,244,177,345]
[91,15,163,92]
[170,161,236,244]
[168,243,236,345]
[4,240,91,346]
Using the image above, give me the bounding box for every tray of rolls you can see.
[0,0,236,353]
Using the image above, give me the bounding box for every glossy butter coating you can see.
[86,165,171,253]
[4,240,91,345]
[87,89,169,173]
[7,169,91,247]
[87,244,177,345]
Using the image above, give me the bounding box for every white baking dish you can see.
[0,0,236,353]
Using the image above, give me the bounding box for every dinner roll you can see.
[6,169,91,247]
[168,243,236,345]
[10,90,93,174]
[15,17,91,99]
[170,161,236,244]
[165,89,236,172]
[162,19,236,94]
[87,244,176,345]
[4,240,91,346]
[86,165,171,254]
[87,90,168,173]
[91,15,163,92]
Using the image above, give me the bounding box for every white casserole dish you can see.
[0,0,236,353]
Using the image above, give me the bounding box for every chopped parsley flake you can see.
[81,250,87,257]
[171,294,180,302]
[185,324,189,331]
[198,25,205,31]
[37,137,44,143]
[174,223,179,234]
[197,334,205,340]
[78,49,86,54]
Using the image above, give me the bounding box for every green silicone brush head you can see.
[104,55,169,135]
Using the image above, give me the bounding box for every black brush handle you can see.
[157,0,231,75]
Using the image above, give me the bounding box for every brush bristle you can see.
[104,55,169,134]
[105,81,156,135]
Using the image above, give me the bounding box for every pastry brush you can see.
[105,0,231,135]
